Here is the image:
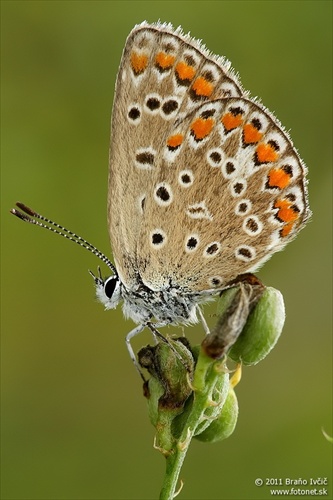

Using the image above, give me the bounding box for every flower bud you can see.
[228,287,285,365]
[193,369,230,436]
[138,338,195,427]
[203,279,265,359]
[195,387,238,443]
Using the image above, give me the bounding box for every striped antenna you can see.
[10,202,117,275]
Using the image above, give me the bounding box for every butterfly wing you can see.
[137,97,310,292]
[108,22,244,288]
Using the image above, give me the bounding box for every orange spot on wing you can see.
[256,143,279,163]
[274,199,299,223]
[192,77,214,97]
[131,52,148,74]
[176,61,196,81]
[167,134,184,148]
[191,117,214,140]
[155,52,175,69]
[243,123,263,144]
[222,113,243,131]
[268,168,291,189]
[280,222,294,237]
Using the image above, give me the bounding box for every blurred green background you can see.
[1,1,332,499]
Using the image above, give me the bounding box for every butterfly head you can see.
[89,267,122,310]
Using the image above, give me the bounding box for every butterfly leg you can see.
[125,324,146,380]
[147,322,168,344]
[126,322,192,379]
[125,322,170,379]
[148,323,192,370]
[197,306,211,335]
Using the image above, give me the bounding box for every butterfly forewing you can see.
[108,22,244,288]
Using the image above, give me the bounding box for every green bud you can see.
[203,279,265,359]
[138,339,195,427]
[193,369,230,436]
[228,287,285,365]
[194,388,238,443]
[145,375,165,428]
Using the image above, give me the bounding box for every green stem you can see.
[159,350,223,500]
[159,438,190,500]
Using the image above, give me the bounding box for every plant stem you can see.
[159,350,223,500]
[159,438,190,500]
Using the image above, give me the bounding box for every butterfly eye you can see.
[104,276,118,298]
[96,275,121,310]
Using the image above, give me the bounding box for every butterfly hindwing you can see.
[137,97,309,292]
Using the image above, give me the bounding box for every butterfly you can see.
[11,21,310,375]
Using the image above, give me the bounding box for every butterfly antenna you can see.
[10,202,117,274]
